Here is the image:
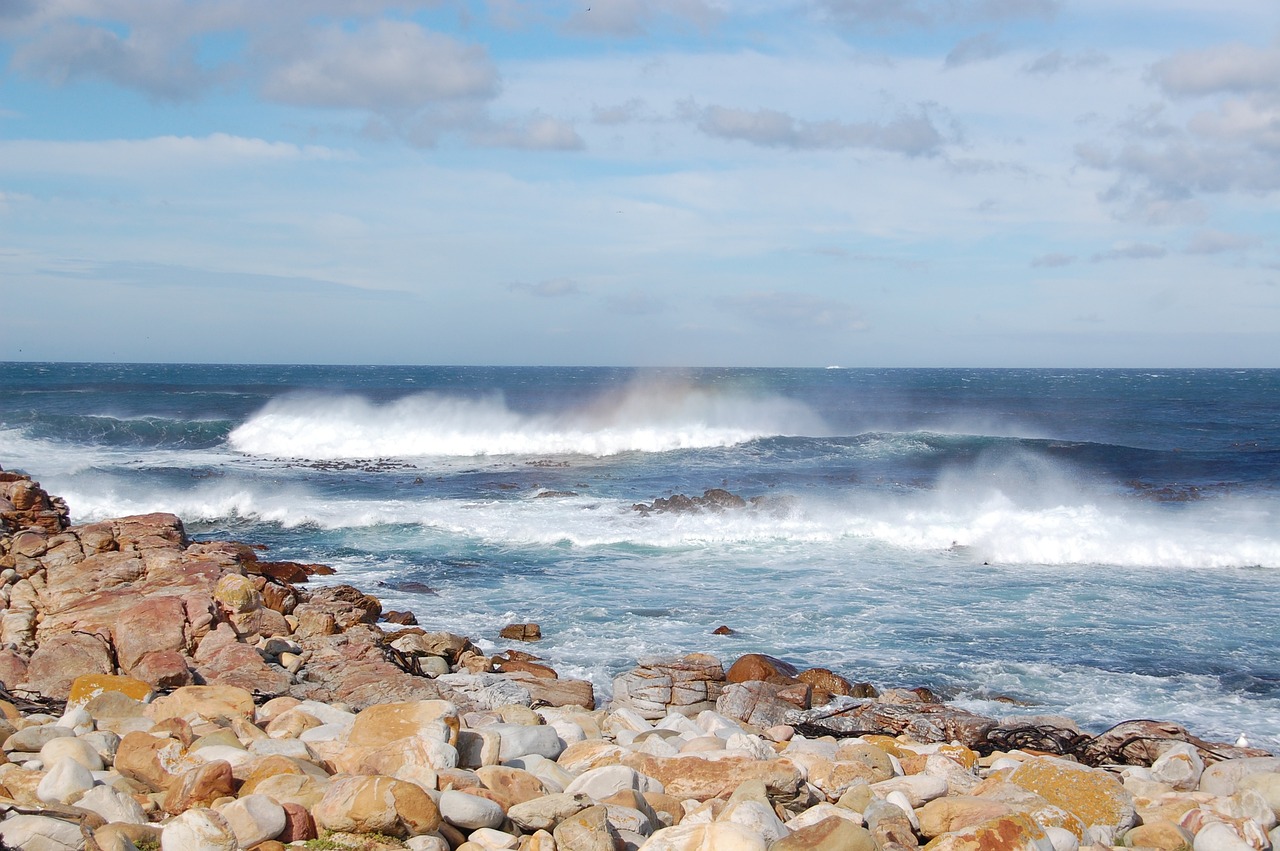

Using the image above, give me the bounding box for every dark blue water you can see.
[2,363,1278,747]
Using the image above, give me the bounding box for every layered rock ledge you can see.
[0,467,1276,851]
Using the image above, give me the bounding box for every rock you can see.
[67,673,154,704]
[115,730,202,791]
[77,783,150,825]
[439,789,508,830]
[640,821,769,850]
[716,681,796,729]
[1191,821,1263,851]
[4,723,75,754]
[279,801,318,842]
[312,774,442,837]
[475,764,550,809]
[1008,756,1138,835]
[773,817,877,851]
[565,765,663,801]
[160,807,239,851]
[501,623,542,641]
[347,699,461,748]
[508,793,594,832]
[721,798,788,842]
[148,684,256,725]
[164,759,237,814]
[611,655,725,720]
[95,823,164,851]
[0,813,86,851]
[35,755,95,804]
[622,752,803,802]
[872,774,950,807]
[218,793,287,847]
[553,803,621,851]
[1152,743,1206,791]
[22,631,115,700]
[1237,772,1280,816]
[114,594,190,671]
[786,701,997,748]
[923,811,1055,851]
[1200,758,1280,797]
[865,797,919,849]
[726,653,799,684]
[918,797,1017,838]
[39,735,105,771]
[1122,820,1195,851]
[487,722,564,761]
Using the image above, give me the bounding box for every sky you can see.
[1,0,1278,367]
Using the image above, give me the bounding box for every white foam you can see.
[227,382,825,459]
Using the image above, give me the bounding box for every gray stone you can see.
[0,814,85,851]
[439,789,507,830]
[77,783,150,825]
[218,793,287,847]
[508,792,594,832]
[36,755,96,805]
[488,721,564,761]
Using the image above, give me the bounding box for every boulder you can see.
[774,817,876,851]
[726,653,799,684]
[160,807,238,851]
[717,681,796,729]
[21,631,114,700]
[621,752,803,802]
[312,774,442,837]
[1008,756,1138,836]
[0,814,86,851]
[923,811,1055,851]
[439,789,507,830]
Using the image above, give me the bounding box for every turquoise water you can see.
[2,363,1278,747]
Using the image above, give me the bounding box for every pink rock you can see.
[115,595,189,671]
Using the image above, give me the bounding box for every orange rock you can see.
[163,759,236,814]
[67,674,153,705]
[726,653,799,684]
[922,811,1050,851]
[1009,756,1137,834]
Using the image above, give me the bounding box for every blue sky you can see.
[1,0,1278,366]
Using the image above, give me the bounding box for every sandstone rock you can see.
[0,813,86,851]
[22,631,114,700]
[347,699,461,748]
[39,735,105,771]
[501,622,542,641]
[67,673,154,704]
[489,721,564,761]
[36,755,95,805]
[164,759,237,814]
[77,782,151,825]
[1123,820,1195,851]
[922,811,1055,851]
[115,730,202,791]
[716,680,795,729]
[1009,756,1138,835]
[509,792,595,832]
[865,797,919,850]
[114,594,190,671]
[554,803,620,851]
[1152,743,1206,791]
[622,752,803,802]
[918,796,1017,838]
[440,788,508,830]
[786,701,997,748]
[773,817,877,851]
[247,773,330,810]
[312,774,442,837]
[279,801,318,842]
[1190,820,1263,851]
[640,821,769,850]
[160,806,239,851]
[218,792,287,847]
[148,684,255,725]
[3,723,74,754]
[1200,758,1280,797]
[95,823,164,851]
[476,764,549,809]
[726,653,799,684]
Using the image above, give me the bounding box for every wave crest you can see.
[227,384,825,459]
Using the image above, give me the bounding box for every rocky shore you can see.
[0,466,1276,851]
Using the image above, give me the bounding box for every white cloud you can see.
[683,101,947,156]
[470,113,585,150]
[1091,242,1167,262]
[945,33,1006,68]
[262,20,498,111]
[11,19,209,100]
[1032,252,1075,267]
[508,278,583,297]
[1184,229,1257,255]
[0,134,344,177]
[562,0,723,37]
[1151,40,1280,97]
[816,0,1057,29]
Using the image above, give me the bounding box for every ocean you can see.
[1,363,1277,749]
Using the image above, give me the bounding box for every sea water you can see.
[1,363,1277,748]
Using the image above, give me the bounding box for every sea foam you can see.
[227,383,825,459]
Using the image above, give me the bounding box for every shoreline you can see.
[1,465,1276,850]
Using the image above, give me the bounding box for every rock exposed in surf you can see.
[633,488,749,515]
